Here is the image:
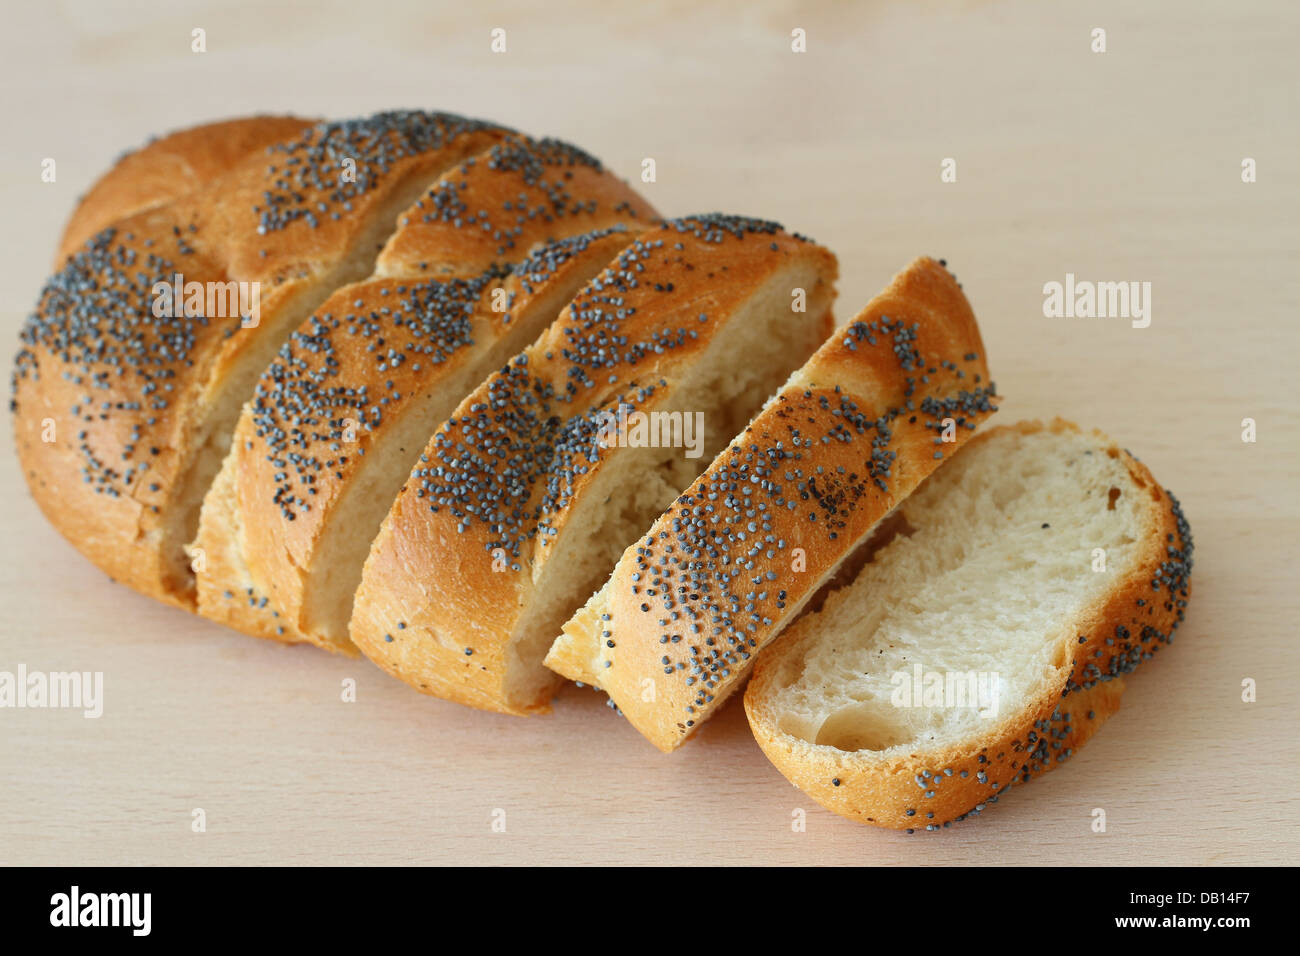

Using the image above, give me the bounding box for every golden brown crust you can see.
[744,419,1194,830]
[16,205,230,605]
[546,257,997,750]
[375,138,653,278]
[13,112,511,610]
[56,115,317,265]
[351,216,839,713]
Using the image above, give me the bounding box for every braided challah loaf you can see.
[13,111,1192,829]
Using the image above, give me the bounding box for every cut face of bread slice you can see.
[744,420,1194,829]
[192,136,655,651]
[546,257,998,751]
[350,215,839,713]
[13,111,509,610]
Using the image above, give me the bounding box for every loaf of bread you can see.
[14,111,508,609]
[13,111,1196,832]
[192,135,655,651]
[743,419,1193,829]
[545,257,998,750]
[349,215,838,713]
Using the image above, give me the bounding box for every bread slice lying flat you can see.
[13,111,507,610]
[350,214,838,713]
[744,419,1194,830]
[547,256,998,751]
[192,136,654,651]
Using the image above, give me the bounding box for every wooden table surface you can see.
[2,0,1296,866]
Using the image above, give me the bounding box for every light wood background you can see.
[1,0,1296,866]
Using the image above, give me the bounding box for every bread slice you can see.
[744,419,1194,830]
[350,214,839,713]
[13,112,508,610]
[55,115,317,265]
[546,257,997,750]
